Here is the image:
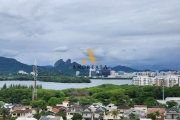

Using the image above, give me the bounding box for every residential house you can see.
[165,107,180,120]
[56,101,70,108]
[66,104,83,120]
[50,108,59,115]
[106,103,117,112]
[82,107,93,120]
[89,103,105,112]
[3,103,21,113]
[39,115,63,120]
[56,106,66,112]
[16,118,37,120]
[134,105,147,113]
[93,107,105,120]
[46,106,53,112]
[123,109,146,119]
[12,109,32,118]
[92,103,103,108]
[147,107,165,120]
[32,108,39,115]
[12,106,33,118]
[117,105,131,116]
[104,110,120,120]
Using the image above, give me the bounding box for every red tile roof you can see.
[148,108,165,115]
[51,108,59,114]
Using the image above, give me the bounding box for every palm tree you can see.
[111,110,118,120]
[0,107,10,120]
[99,112,104,120]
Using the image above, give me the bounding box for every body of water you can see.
[0,79,132,90]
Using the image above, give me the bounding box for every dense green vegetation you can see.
[71,113,82,120]
[0,74,91,83]
[38,70,73,76]
[0,107,17,120]
[0,84,180,108]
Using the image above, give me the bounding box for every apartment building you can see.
[132,76,155,86]
[155,75,179,87]
[133,75,180,87]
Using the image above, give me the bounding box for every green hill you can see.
[0,56,33,73]
[112,65,139,72]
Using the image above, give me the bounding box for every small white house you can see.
[56,100,70,108]
[16,118,37,120]
[134,105,147,113]
[106,104,117,112]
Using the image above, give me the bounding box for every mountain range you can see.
[0,57,88,75]
[0,56,177,75]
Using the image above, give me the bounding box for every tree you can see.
[146,111,161,120]
[0,107,9,120]
[177,116,180,120]
[69,97,79,102]
[144,97,158,108]
[99,112,104,120]
[20,99,30,105]
[56,111,67,120]
[30,100,47,113]
[155,110,160,118]
[48,97,61,107]
[111,110,118,120]
[146,113,156,120]
[166,100,177,108]
[33,110,50,119]
[71,113,82,120]
[30,100,47,109]
[120,115,124,120]
[0,101,5,107]
[129,113,136,119]
[2,83,7,89]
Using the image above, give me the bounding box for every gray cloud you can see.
[0,0,179,70]
[53,46,68,52]
[0,50,18,57]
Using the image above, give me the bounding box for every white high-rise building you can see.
[110,70,115,76]
[89,68,96,77]
[18,70,28,75]
[178,75,180,86]
[76,71,80,76]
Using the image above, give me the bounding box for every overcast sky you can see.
[0,0,180,70]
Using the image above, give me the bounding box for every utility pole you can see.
[32,58,37,101]
[163,85,164,101]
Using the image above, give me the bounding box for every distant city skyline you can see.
[0,0,180,70]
